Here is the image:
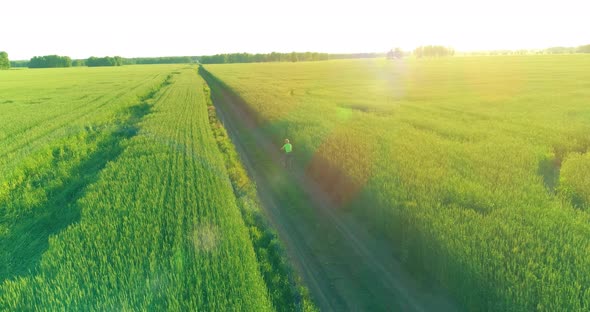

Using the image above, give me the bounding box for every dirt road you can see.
[202,71,460,312]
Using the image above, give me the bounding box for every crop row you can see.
[203,56,590,311]
[1,69,285,310]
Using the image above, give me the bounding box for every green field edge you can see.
[200,72,317,312]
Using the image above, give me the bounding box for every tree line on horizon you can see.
[8,56,198,68]
[199,52,331,64]
[28,55,72,68]
[4,44,590,69]
[9,52,382,68]
[199,52,386,64]
[85,56,124,67]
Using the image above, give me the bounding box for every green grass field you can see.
[204,55,590,311]
[2,55,589,311]
[0,67,312,310]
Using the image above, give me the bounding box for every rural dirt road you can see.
[202,71,460,312]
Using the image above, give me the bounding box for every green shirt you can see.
[283,143,292,153]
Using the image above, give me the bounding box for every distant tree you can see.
[413,46,424,58]
[544,47,576,54]
[72,59,85,66]
[269,52,280,62]
[386,48,403,59]
[29,55,72,68]
[253,53,266,62]
[10,60,28,67]
[0,51,9,69]
[86,56,124,67]
[413,45,454,58]
[578,44,590,53]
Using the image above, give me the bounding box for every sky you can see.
[2,0,589,60]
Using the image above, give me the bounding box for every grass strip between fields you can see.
[201,78,317,312]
